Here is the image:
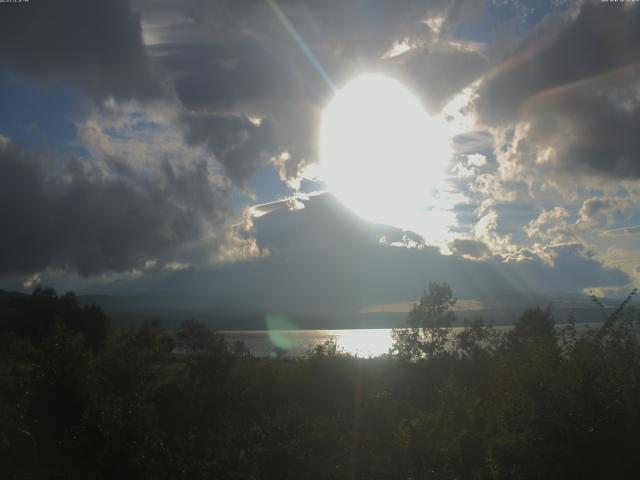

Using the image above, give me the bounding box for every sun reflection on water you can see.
[326,328,394,357]
[221,323,610,359]
[224,328,396,358]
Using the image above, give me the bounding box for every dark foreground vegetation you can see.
[1,284,640,479]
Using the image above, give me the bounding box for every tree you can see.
[176,319,221,356]
[391,281,456,360]
[0,287,109,347]
[506,305,557,356]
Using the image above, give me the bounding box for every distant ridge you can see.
[0,288,626,331]
[0,290,29,304]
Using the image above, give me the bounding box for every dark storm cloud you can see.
[476,2,640,124]
[548,75,640,179]
[142,0,449,57]
[0,0,488,187]
[0,0,491,281]
[0,0,168,102]
[182,112,278,187]
[154,38,298,114]
[475,1,640,179]
[148,29,325,183]
[0,137,229,277]
[143,0,488,184]
[389,43,487,111]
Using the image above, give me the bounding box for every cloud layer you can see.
[109,195,629,315]
[476,2,640,181]
[0,0,638,298]
[0,0,168,102]
[0,135,252,277]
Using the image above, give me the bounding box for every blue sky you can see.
[0,68,78,151]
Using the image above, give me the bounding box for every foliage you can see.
[0,286,109,348]
[305,337,345,359]
[2,285,640,479]
[391,281,456,360]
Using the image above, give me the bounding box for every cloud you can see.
[470,173,518,203]
[0,0,488,190]
[525,207,574,242]
[0,0,637,300]
[0,136,259,278]
[453,153,487,178]
[449,238,492,259]
[540,243,625,283]
[0,0,169,103]
[181,112,278,187]
[106,194,630,315]
[138,0,488,185]
[474,208,515,254]
[476,2,640,125]
[579,196,629,227]
[603,225,640,237]
[387,41,487,111]
[475,2,640,182]
[0,0,492,285]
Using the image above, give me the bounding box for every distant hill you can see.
[0,288,624,331]
[70,290,619,330]
[0,289,29,305]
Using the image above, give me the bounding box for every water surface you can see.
[221,323,606,358]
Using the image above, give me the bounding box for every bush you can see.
[2,285,640,478]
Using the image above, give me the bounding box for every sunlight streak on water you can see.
[327,328,393,357]
[221,323,610,359]
[222,328,393,358]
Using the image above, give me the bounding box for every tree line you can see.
[1,283,639,479]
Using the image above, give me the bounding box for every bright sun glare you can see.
[320,74,452,227]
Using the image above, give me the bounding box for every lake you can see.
[220,323,606,358]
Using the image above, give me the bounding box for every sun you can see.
[319,73,452,227]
